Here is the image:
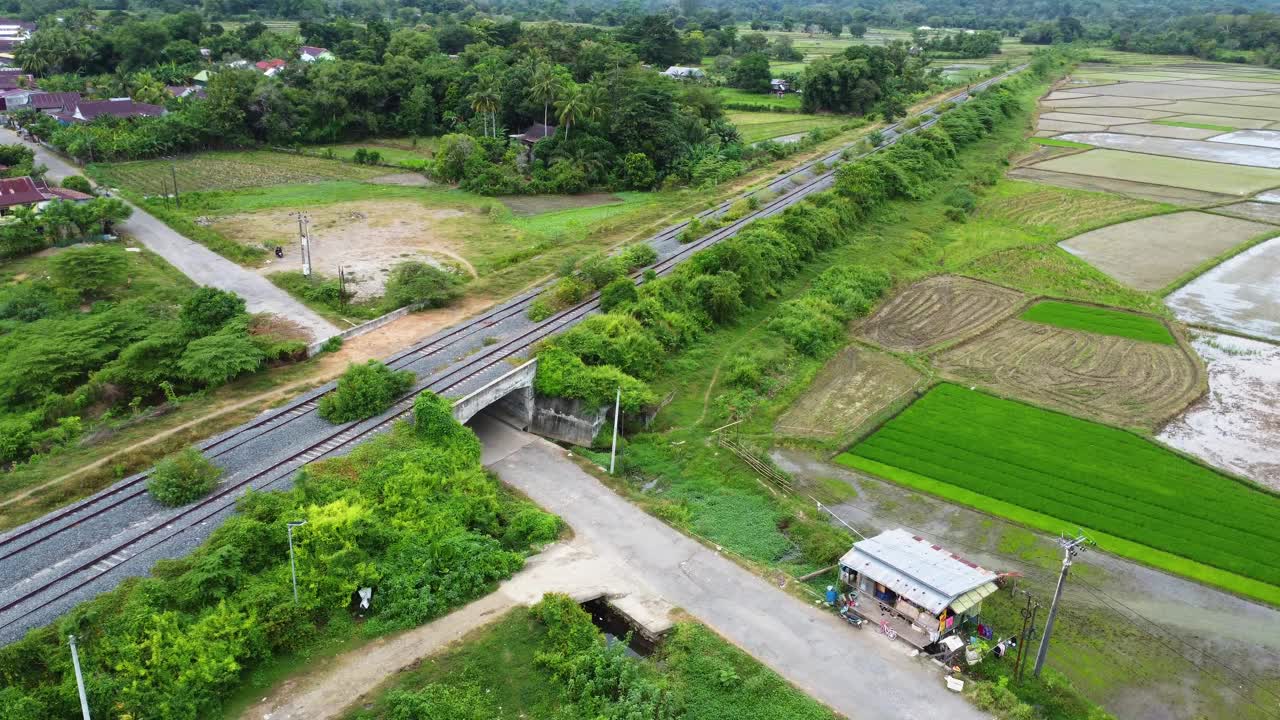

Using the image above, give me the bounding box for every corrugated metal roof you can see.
[838,529,999,615]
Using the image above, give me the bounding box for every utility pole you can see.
[291,212,312,277]
[608,386,621,474]
[1033,534,1091,677]
[170,163,179,209]
[1013,589,1039,683]
[68,634,91,720]
[287,520,307,603]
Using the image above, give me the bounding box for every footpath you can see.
[0,128,338,341]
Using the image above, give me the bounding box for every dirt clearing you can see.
[1029,149,1280,195]
[775,345,923,441]
[1058,211,1273,290]
[1158,332,1280,489]
[499,192,623,216]
[214,199,478,299]
[932,317,1204,429]
[1166,236,1280,341]
[857,275,1025,352]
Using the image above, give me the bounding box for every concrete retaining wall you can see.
[305,304,415,356]
[530,394,610,446]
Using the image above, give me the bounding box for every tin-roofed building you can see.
[838,528,1000,649]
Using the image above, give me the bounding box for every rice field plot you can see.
[1029,149,1280,195]
[1058,211,1274,291]
[726,111,850,143]
[774,345,923,442]
[1166,236,1280,341]
[1055,132,1280,168]
[857,275,1025,352]
[90,151,389,195]
[836,383,1280,601]
[932,314,1199,429]
[1159,332,1280,490]
[1019,300,1176,344]
[718,87,801,111]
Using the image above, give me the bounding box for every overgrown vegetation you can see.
[0,248,302,467]
[838,384,1280,601]
[317,360,415,424]
[0,395,559,719]
[349,594,837,720]
[146,445,222,506]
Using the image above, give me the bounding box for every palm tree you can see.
[581,81,608,124]
[529,63,563,129]
[555,84,588,141]
[469,86,499,138]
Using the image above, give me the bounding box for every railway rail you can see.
[0,65,1027,642]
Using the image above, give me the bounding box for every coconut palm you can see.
[529,62,564,129]
[555,84,589,141]
[468,86,499,138]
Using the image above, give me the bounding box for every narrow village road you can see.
[473,414,988,720]
[1,128,339,341]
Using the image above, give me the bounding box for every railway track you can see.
[0,65,1026,638]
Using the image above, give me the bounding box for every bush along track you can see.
[0,393,560,720]
[532,61,1048,414]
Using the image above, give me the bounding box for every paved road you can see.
[475,414,988,720]
[0,128,339,341]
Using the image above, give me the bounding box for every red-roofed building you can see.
[0,176,49,211]
[50,98,165,124]
[2,91,79,112]
[255,59,287,77]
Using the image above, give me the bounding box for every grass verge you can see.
[1153,119,1236,132]
[1031,137,1091,148]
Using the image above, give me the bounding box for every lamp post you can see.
[287,520,307,603]
[69,634,91,720]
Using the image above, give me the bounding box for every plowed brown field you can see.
[933,317,1204,429]
[857,275,1025,351]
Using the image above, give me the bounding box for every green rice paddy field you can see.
[1033,148,1280,195]
[1020,301,1175,344]
[837,383,1280,604]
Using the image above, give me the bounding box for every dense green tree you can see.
[729,52,772,93]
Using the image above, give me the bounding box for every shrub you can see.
[180,287,246,338]
[528,298,554,321]
[61,175,94,194]
[178,330,266,385]
[599,277,638,312]
[620,242,657,270]
[48,245,128,298]
[381,261,465,311]
[147,446,222,506]
[318,360,415,424]
[319,335,344,353]
[622,152,656,190]
[549,276,589,307]
[576,252,624,290]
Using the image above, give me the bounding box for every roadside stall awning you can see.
[839,529,1000,616]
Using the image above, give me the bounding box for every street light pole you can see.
[68,634,91,720]
[287,520,307,604]
[608,386,621,475]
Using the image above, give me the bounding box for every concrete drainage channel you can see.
[580,594,671,657]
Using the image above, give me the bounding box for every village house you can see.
[0,18,33,55]
[256,59,287,77]
[2,91,80,113]
[48,98,165,124]
[660,66,705,80]
[299,45,334,62]
[0,176,89,213]
[838,529,1001,651]
[770,78,790,93]
[166,85,206,100]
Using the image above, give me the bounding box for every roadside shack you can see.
[838,529,1000,651]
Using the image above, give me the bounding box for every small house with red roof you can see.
[0,176,50,211]
[255,59,287,77]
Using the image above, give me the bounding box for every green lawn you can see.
[346,604,836,720]
[88,151,390,195]
[718,87,802,111]
[837,384,1280,603]
[726,111,851,143]
[305,137,437,168]
[1019,301,1176,344]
